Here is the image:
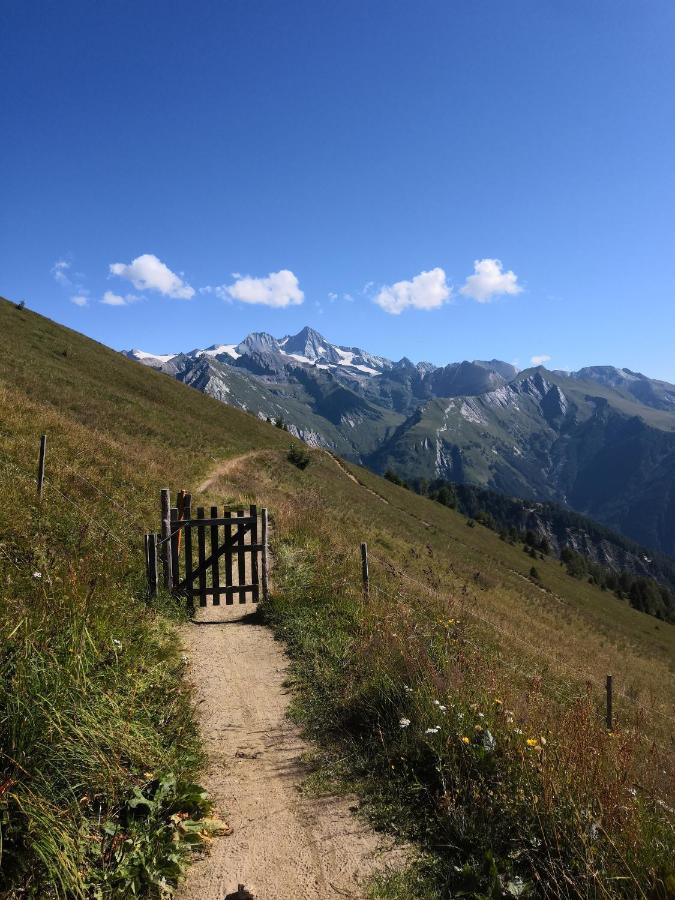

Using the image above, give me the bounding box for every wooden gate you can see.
[146,491,269,607]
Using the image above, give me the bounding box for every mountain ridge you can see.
[123,326,675,555]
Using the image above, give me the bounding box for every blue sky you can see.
[2,0,674,379]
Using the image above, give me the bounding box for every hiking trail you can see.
[178,457,405,899]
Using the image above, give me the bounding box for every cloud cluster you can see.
[207,269,304,308]
[531,354,551,366]
[109,253,195,299]
[374,268,451,315]
[460,258,522,303]
[56,249,525,318]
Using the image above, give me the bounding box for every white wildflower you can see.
[32,571,42,579]
[112,638,122,648]
[399,718,411,729]
[425,726,440,735]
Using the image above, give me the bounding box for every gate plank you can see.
[250,504,259,603]
[183,494,193,612]
[210,505,220,606]
[224,509,233,604]
[237,509,247,603]
[170,507,180,588]
[196,507,207,607]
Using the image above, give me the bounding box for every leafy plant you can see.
[91,774,228,897]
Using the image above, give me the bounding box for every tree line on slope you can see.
[383,470,675,623]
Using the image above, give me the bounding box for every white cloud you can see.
[70,295,88,307]
[328,292,338,302]
[101,291,128,306]
[531,354,551,366]
[213,269,304,308]
[109,253,195,299]
[374,268,451,315]
[101,291,142,307]
[460,258,522,303]
[52,259,72,287]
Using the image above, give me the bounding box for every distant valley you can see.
[124,326,675,557]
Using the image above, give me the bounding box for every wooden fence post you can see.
[360,542,369,600]
[606,674,613,731]
[261,508,269,602]
[160,488,173,591]
[37,434,47,498]
[177,489,186,553]
[147,532,158,597]
[170,507,180,588]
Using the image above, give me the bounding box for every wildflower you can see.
[112,638,122,648]
[474,724,483,732]
[460,736,470,744]
[32,571,42,579]
[399,718,411,729]
[403,684,412,693]
[506,716,514,725]
[514,728,523,735]
[425,726,440,735]
[478,712,485,719]
[433,700,447,713]
[540,736,547,746]
[526,738,538,748]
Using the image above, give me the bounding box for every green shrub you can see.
[287,442,311,470]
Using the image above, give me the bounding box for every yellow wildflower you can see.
[461,736,470,744]
[526,738,538,748]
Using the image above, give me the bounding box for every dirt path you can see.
[323,451,389,505]
[197,451,265,493]
[178,603,404,900]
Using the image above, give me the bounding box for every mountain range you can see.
[124,326,675,556]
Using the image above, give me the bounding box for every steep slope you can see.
[370,368,675,554]
[1,298,673,897]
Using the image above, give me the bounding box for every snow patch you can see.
[200,344,241,360]
[131,349,177,363]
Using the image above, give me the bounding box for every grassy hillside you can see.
[1,298,673,897]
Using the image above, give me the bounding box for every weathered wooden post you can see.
[147,532,158,597]
[177,489,186,553]
[261,508,270,602]
[37,434,47,498]
[160,488,173,591]
[170,506,180,588]
[606,674,613,731]
[183,493,194,613]
[360,542,369,601]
